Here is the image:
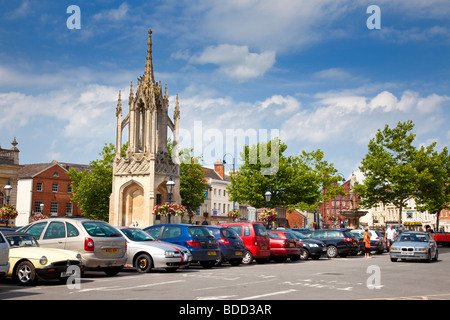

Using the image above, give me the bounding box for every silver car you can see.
[18,217,127,275]
[0,231,10,278]
[116,227,192,273]
[390,231,438,262]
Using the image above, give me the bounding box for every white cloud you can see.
[189,44,276,81]
[93,2,130,21]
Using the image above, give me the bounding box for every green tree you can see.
[68,143,119,221]
[227,138,343,210]
[415,146,450,230]
[357,120,426,227]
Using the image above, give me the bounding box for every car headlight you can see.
[76,253,82,261]
[165,251,176,257]
[390,247,400,251]
[40,256,48,265]
[415,247,427,252]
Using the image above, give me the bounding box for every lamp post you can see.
[264,188,272,229]
[222,153,236,211]
[3,181,12,227]
[4,180,12,205]
[166,176,175,224]
[40,202,44,216]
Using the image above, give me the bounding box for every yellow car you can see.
[3,231,83,285]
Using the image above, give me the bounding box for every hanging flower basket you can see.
[153,203,187,217]
[32,213,48,222]
[0,204,18,221]
[258,208,278,222]
[227,210,241,219]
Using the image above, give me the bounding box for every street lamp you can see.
[4,180,12,205]
[166,176,175,224]
[40,202,44,216]
[223,153,236,211]
[265,188,272,209]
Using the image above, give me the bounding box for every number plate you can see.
[60,270,76,278]
[104,248,118,253]
[289,243,295,247]
[235,251,243,255]
[261,246,267,250]
[207,251,216,256]
[401,251,414,256]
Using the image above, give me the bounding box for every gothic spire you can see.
[174,93,180,119]
[116,90,122,116]
[143,29,154,84]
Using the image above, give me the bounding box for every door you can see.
[0,232,9,267]
[40,221,67,249]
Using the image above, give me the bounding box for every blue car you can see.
[206,226,246,266]
[143,224,220,269]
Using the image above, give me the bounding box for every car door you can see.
[64,221,84,252]
[39,221,67,249]
[0,232,9,268]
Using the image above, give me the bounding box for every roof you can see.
[202,166,230,182]
[18,161,91,179]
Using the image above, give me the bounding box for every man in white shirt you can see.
[385,224,397,251]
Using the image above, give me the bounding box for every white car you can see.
[116,227,192,273]
[0,231,10,278]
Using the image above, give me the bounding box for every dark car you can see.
[143,224,220,269]
[301,229,357,258]
[205,226,246,266]
[286,229,327,260]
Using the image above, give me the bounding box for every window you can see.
[26,222,48,239]
[327,231,340,238]
[68,184,73,193]
[53,171,59,177]
[162,226,182,238]
[36,182,43,192]
[50,202,58,215]
[52,183,58,192]
[66,203,73,216]
[244,225,250,236]
[146,226,162,239]
[34,201,43,213]
[223,204,226,214]
[67,223,79,237]
[229,226,242,237]
[43,221,66,239]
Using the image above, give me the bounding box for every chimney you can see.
[214,159,224,179]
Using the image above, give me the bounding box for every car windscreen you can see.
[254,224,268,236]
[6,235,38,248]
[83,222,122,237]
[399,233,428,242]
[121,228,155,241]
[188,226,214,238]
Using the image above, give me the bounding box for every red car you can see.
[218,222,270,264]
[268,231,301,262]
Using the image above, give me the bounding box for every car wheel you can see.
[104,266,122,276]
[327,245,338,258]
[242,250,254,265]
[135,253,153,273]
[300,249,310,260]
[229,258,242,266]
[15,261,36,285]
[433,250,439,261]
[200,260,215,269]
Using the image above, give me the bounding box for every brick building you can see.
[16,160,90,226]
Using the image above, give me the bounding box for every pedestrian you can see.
[385,224,397,251]
[363,227,371,258]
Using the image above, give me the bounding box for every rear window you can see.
[188,226,214,238]
[83,221,121,237]
[254,224,267,237]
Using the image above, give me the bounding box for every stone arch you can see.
[120,180,145,227]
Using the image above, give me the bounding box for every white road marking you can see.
[239,289,297,300]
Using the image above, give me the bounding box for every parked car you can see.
[300,229,357,258]
[282,229,327,260]
[0,231,10,279]
[390,231,438,262]
[143,224,220,269]
[267,231,301,262]
[350,229,386,254]
[2,231,83,285]
[18,217,127,276]
[205,226,246,266]
[433,232,450,247]
[115,227,192,273]
[218,222,270,264]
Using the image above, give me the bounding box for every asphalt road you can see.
[1,247,449,302]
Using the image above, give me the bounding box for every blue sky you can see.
[1,0,449,181]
